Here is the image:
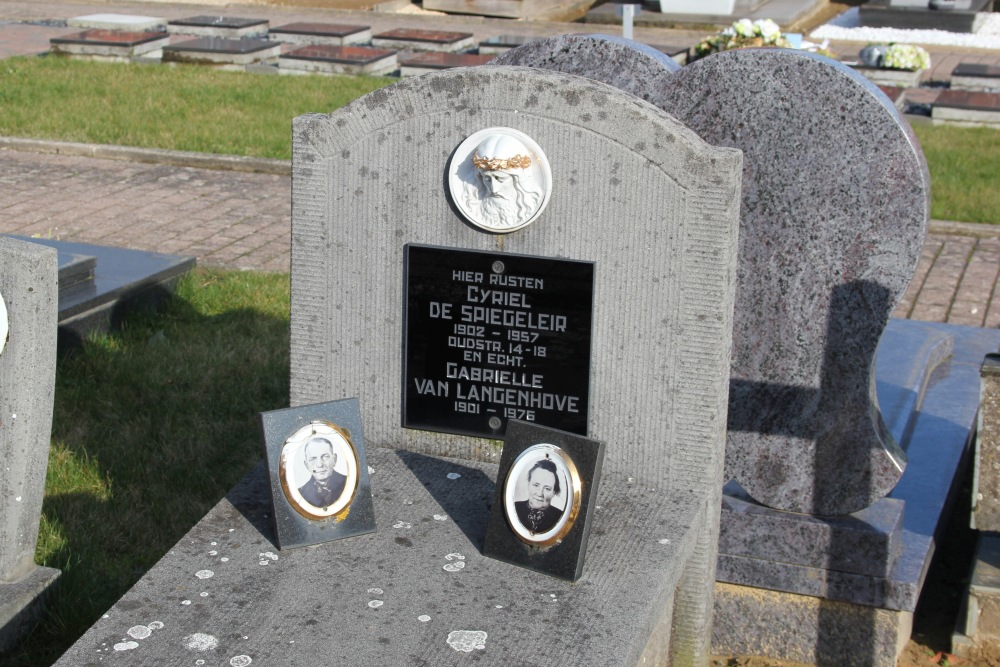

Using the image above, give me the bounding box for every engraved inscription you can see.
[404,245,594,438]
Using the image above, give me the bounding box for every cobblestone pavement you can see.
[1,146,998,327]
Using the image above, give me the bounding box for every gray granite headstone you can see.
[0,236,60,652]
[495,39,930,516]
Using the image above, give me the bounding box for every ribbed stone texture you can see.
[289,66,741,665]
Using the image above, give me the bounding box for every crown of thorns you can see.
[472,151,532,171]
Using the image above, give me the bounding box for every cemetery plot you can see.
[167,15,269,39]
[66,13,166,31]
[371,28,475,52]
[477,34,534,56]
[279,45,398,76]
[951,63,1000,92]
[932,89,1000,127]
[269,22,372,46]
[163,38,282,67]
[859,0,991,32]
[49,29,169,61]
[399,51,492,76]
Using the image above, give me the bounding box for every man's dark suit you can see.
[299,471,348,508]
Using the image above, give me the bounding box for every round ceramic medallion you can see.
[448,127,552,234]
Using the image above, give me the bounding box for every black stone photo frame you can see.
[260,398,376,550]
[484,420,604,581]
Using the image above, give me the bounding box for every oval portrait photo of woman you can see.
[279,421,359,520]
[504,443,581,547]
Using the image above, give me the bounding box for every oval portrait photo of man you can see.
[279,421,359,520]
[504,443,581,547]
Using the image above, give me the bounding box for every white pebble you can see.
[367,588,383,594]
[658,538,670,545]
[418,615,431,622]
[181,600,192,606]
[113,641,138,652]
[230,656,253,667]
[195,570,214,579]
[433,514,447,522]
[443,562,466,572]
[368,466,375,474]
[368,600,384,609]
[184,633,218,651]
[447,473,461,480]
[445,553,465,561]
[393,521,412,529]
[200,592,209,597]
[447,630,487,653]
[208,551,218,556]
[127,625,151,640]
[147,621,164,630]
[221,558,229,563]
[211,542,217,546]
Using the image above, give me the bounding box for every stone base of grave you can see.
[851,65,923,88]
[932,90,1000,127]
[859,0,991,32]
[166,17,269,40]
[4,235,195,348]
[712,320,1000,666]
[279,45,398,76]
[52,449,712,666]
[162,38,281,68]
[399,51,493,77]
[952,64,1000,92]
[49,30,169,62]
[371,29,475,52]
[268,22,372,46]
[0,566,61,654]
[954,534,1000,657]
[67,14,166,31]
[713,582,912,666]
[422,0,595,21]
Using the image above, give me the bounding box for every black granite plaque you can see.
[403,244,594,439]
[483,420,605,581]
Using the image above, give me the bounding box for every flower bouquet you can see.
[692,18,836,62]
[859,43,931,71]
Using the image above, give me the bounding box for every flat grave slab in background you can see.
[5,235,195,346]
[268,22,371,46]
[49,29,169,60]
[952,63,1000,91]
[399,51,492,76]
[582,0,823,27]
[478,34,534,56]
[932,89,1000,126]
[371,28,475,52]
[167,15,269,39]
[66,13,165,31]
[163,38,281,67]
[859,0,992,32]
[279,44,397,76]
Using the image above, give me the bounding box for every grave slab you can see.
[52,449,709,667]
[478,34,534,56]
[0,236,59,654]
[279,44,397,76]
[954,534,1000,656]
[851,64,922,88]
[5,235,195,347]
[973,354,1000,531]
[878,84,907,109]
[716,320,1000,665]
[50,29,169,62]
[167,16,268,39]
[932,89,1000,127]
[269,22,371,46]
[163,38,282,68]
[859,0,991,32]
[952,62,1000,92]
[371,28,475,52]
[66,13,166,32]
[399,51,492,76]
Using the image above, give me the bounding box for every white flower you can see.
[733,18,754,37]
[754,19,781,42]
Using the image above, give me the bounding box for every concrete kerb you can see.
[0,137,290,176]
[1,137,996,239]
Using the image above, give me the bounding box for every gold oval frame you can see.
[503,443,582,548]
[279,420,359,521]
[0,289,8,357]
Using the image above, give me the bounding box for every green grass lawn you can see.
[4,270,290,667]
[1,57,999,222]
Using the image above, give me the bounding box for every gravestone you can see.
[162,38,281,68]
[932,90,1000,128]
[166,16,269,39]
[859,0,991,32]
[279,45,398,77]
[493,36,958,667]
[952,63,1000,92]
[370,28,475,52]
[53,65,742,666]
[399,51,492,76]
[268,22,372,47]
[0,236,60,653]
[49,30,169,62]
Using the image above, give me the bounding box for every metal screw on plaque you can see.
[492,261,505,274]
[489,417,502,430]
